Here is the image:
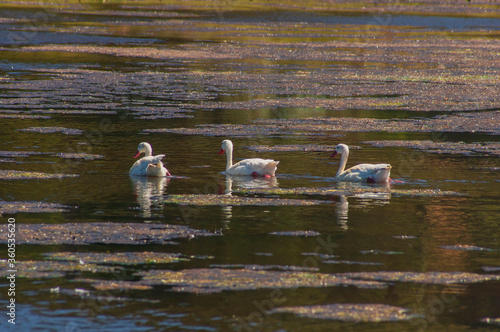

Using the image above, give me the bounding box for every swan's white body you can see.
[331,144,391,183]
[218,139,279,177]
[129,142,171,177]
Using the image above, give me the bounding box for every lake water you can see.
[1,2,500,331]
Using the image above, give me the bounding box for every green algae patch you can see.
[137,268,388,294]
[365,140,500,156]
[248,144,339,153]
[209,264,319,272]
[0,200,72,214]
[55,152,104,160]
[0,113,50,119]
[254,111,500,135]
[146,124,288,138]
[45,252,189,266]
[0,151,48,158]
[70,269,500,294]
[271,303,418,322]
[0,259,120,279]
[137,269,500,294]
[269,231,321,237]
[0,170,78,180]
[343,271,500,285]
[441,244,496,252]
[152,111,500,138]
[163,194,326,206]
[22,45,235,60]
[18,126,84,135]
[237,187,460,198]
[0,222,219,245]
[75,279,154,291]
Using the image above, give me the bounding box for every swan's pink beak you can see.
[218,148,225,155]
[330,151,338,158]
[133,150,141,158]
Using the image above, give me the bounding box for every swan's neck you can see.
[144,145,153,157]
[336,151,349,177]
[225,146,233,171]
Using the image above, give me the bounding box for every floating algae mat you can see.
[163,194,326,206]
[365,140,500,156]
[146,124,289,138]
[55,152,105,160]
[0,113,50,119]
[341,271,500,285]
[155,112,500,138]
[247,144,339,153]
[441,244,497,252]
[18,126,84,135]
[237,187,460,197]
[118,269,500,294]
[136,268,386,294]
[269,230,321,237]
[0,200,72,214]
[209,264,319,272]
[22,45,235,61]
[0,259,120,279]
[270,303,419,322]
[0,222,219,245]
[0,151,48,158]
[74,279,155,292]
[255,112,500,135]
[45,252,189,266]
[0,170,78,180]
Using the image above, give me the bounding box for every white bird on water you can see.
[218,139,279,177]
[129,142,171,177]
[330,143,392,183]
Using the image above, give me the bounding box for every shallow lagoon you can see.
[1,1,500,331]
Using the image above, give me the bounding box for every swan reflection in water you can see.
[334,182,391,230]
[223,174,279,195]
[130,175,169,218]
[218,175,279,225]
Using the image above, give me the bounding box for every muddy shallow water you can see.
[0,1,499,331]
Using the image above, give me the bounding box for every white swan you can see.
[330,144,391,183]
[129,142,171,177]
[218,139,279,177]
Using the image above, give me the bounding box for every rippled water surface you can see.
[1,1,500,331]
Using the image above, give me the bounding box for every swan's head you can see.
[330,143,349,158]
[134,142,152,158]
[218,139,233,155]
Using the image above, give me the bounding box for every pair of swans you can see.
[129,140,392,183]
[128,140,280,178]
[218,140,391,182]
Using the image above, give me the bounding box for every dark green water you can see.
[1,2,500,331]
